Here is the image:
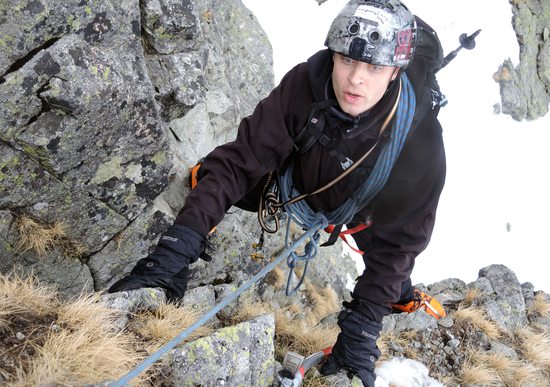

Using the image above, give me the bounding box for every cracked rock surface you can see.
[494,0,550,120]
[0,0,275,297]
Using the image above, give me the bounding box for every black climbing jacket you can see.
[175,18,446,322]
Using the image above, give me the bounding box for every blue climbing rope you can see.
[279,73,416,293]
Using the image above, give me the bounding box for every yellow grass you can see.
[267,265,286,290]
[303,281,340,324]
[12,294,143,386]
[453,305,502,340]
[274,308,339,358]
[303,372,330,387]
[515,327,550,372]
[468,351,518,382]
[460,360,502,386]
[378,329,419,361]
[133,301,214,354]
[510,362,550,387]
[15,215,86,259]
[527,293,550,319]
[228,300,274,324]
[463,287,483,306]
[0,272,58,329]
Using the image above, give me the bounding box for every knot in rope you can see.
[284,213,328,295]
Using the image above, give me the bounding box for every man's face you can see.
[331,53,398,117]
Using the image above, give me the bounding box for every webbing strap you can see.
[323,222,371,255]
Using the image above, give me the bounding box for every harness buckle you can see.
[340,157,354,170]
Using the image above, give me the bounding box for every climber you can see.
[109,0,447,385]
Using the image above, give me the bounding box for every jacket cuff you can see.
[158,224,206,258]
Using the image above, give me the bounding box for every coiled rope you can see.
[279,73,416,294]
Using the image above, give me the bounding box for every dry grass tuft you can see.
[303,282,339,324]
[453,305,502,340]
[461,348,550,387]
[514,327,550,372]
[274,309,338,359]
[133,301,214,354]
[510,362,550,387]
[527,293,550,319]
[56,294,123,332]
[12,294,143,386]
[460,355,502,386]
[378,329,419,361]
[302,371,330,387]
[463,287,483,305]
[468,351,519,383]
[228,300,274,325]
[0,272,58,329]
[15,215,86,259]
[266,266,286,290]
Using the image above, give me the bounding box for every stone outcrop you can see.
[494,0,550,120]
[97,263,549,386]
[170,314,276,386]
[0,0,277,297]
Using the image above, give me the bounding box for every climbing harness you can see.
[324,222,371,255]
[277,73,415,296]
[256,73,415,297]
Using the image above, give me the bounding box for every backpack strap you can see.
[293,100,335,154]
[294,100,359,171]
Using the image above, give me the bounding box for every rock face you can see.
[380,264,550,383]
[494,0,550,120]
[170,314,276,386]
[0,0,277,297]
[99,263,549,386]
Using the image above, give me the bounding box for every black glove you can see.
[320,307,382,387]
[108,224,207,300]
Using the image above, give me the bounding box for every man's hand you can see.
[108,224,206,300]
[320,307,382,387]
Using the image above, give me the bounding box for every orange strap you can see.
[189,162,217,235]
[323,222,372,255]
[189,162,202,189]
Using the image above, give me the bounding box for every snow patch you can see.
[375,357,445,387]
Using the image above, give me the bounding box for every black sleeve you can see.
[350,112,446,322]
[174,63,312,236]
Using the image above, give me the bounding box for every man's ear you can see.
[391,67,399,81]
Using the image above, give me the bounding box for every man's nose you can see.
[349,65,366,85]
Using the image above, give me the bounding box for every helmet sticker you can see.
[394,28,413,60]
[353,5,389,24]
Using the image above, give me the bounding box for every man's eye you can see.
[342,57,354,65]
[371,65,383,72]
